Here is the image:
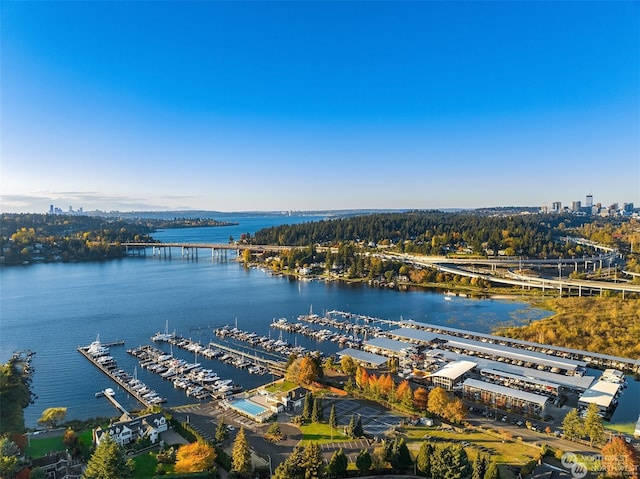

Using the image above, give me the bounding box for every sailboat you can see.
[152,320,175,342]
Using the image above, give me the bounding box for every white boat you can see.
[152,320,176,342]
[104,388,115,396]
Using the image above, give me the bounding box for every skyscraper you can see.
[586,195,593,208]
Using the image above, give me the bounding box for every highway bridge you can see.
[121,242,298,259]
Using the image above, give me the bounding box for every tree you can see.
[273,445,305,479]
[37,407,67,429]
[414,387,429,411]
[215,417,229,443]
[265,422,283,442]
[431,443,471,479]
[601,436,639,479]
[443,398,466,423]
[416,441,434,476]
[484,462,500,479]
[562,408,583,440]
[0,436,22,479]
[174,441,216,474]
[285,358,303,384]
[82,436,134,479]
[231,427,252,477]
[302,391,314,421]
[390,437,413,471]
[356,449,372,475]
[329,404,338,429]
[62,428,77,447]
[472,453,489,479]
[427,387,449,418]
[0,358,35,434]
[242,249,251,264]
[327,448,348,479]
[340,356,358,377]
[311,397,324,423]
[302,442,324,479]
[299,357,321,385]
[583,403,604,446]
[353,415,364,438]
[346,415,356,438]
[29,467,46,479]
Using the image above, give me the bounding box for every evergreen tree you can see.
[327,448,348,479]
[329,404,338,429]
[390,437,413,471]
[231,427,252,477]
[353,415,364,437]
[273,446,305,479]
[583,403,604,446]
[346,415,356,438]
[302,442,325,479]
[431,443,471,479]
[562,408,583,440]
[355,449,372,475]
[311,397,324,423]
[215,417,229,443]
[484,462,500,479]
[416,442,434,476]
[82,436,134,479]
[472,453,489,479]
[302,391,314,421]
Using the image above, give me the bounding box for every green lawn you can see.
[299,422,351,444]
[26,434,66,458]
[604,422,636,436]
[402,426,541,466]
[133,452,158,478]
[264,380,298,393]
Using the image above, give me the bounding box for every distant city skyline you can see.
[2,1,638,213]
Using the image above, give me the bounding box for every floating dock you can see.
[78,337,165,408]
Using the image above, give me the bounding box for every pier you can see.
[78,338,165,408]
[207,339,287,375]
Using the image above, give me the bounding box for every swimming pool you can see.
[230,398,268,417]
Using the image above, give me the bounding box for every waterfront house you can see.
[93,412,168,447]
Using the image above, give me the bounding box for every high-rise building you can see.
[571,201,581,212]
[49,205,54,214]
[551,201,562,213]
[586,195,593,208]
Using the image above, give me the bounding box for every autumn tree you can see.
[174,441,216,474]
[427,387,449,417]
[37,407,67,429]
[601,436,639,479]
[413,387,429,411]
[395,380,413,409]
[0,436,22,479]
[82,436,134,479]
[443,398,466,423]
[62,428,77,447]
[299,356,321,385]
[231,427,252,477]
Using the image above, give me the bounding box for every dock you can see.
[207,339,287,375]
[78,338,165,408]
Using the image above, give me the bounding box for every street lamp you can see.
[267,454,272,478]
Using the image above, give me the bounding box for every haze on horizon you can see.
[1,1,638,214]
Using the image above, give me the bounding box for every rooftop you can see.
[337,348,388,367]
[365,337,416,354]
[386,328,438,344]
[578,380,620,409]
[431,360,477,380]
[463,378,549,407]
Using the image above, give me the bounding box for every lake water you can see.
[0,216,636,428]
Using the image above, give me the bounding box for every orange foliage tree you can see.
[413,387,429,411]
[601,436,639,479]
[174,441,217,474]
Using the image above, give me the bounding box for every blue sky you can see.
[1,1,638,213]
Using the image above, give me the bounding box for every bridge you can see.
[120,242,298,259]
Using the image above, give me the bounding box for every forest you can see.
[495,297,640,360]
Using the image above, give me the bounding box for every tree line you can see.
[252,210,596,258]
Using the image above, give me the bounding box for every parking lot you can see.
[326,397,405,439]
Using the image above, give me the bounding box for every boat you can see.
[104,388,115,396]
[152,320,176,342]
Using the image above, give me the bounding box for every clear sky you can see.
[1,1,638,213]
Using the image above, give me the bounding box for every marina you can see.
[78,337,166,409]
[127,344,243,400]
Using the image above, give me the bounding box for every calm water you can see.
[0,216,636,428]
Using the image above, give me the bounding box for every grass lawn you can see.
[604,422,636,436]
[299,422,351,444]
[133,452,158,478]
[26,435,66,458]
[402,426,541,466]
[264,380,298,393]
